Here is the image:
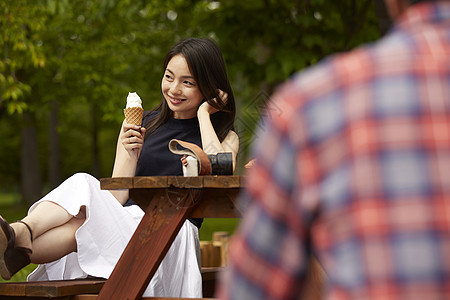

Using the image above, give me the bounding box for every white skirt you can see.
[26,173,202,298]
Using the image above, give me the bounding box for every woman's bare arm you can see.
[197,91,239,171]
[110,120,145,204]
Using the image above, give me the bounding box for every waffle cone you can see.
[123,107,143,126]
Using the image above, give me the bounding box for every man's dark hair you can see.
[409,0,436,4]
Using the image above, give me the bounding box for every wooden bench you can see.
[0,267,221,299]
[0,279,105,299]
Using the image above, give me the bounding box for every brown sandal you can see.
[0,217,33,280]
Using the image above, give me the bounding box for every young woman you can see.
[0,37,239,298]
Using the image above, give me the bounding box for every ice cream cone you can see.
[123,107,143,126]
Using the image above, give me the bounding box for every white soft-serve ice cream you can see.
[124,92,144,125]
[126,92,142,109]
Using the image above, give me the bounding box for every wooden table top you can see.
[100,175,244,218]
[100,175,244,190]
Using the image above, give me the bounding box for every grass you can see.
[0,265,38,283]
[199,218,240,241]
[0,192,241,282]
[0,193,18,207]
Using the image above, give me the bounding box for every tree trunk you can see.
[91,102,101,178]
[48,100,61,188]
[21,111,43,204]
[372,0,393,36]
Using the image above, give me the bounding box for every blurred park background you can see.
[1,0,389,281]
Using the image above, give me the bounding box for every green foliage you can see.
[194,0,380,164]
[201,0,380,86]
[0,0,47,114]
[0,0,381,190]
[0,113,22,190]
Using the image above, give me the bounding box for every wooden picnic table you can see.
[0,174,325,299]
[97,175,244,299]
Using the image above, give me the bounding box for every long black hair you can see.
[143,38,236,142]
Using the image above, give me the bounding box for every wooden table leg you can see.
[98,188,200,299]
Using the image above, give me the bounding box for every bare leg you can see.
[10,201,85,253]
[30,216,85,264]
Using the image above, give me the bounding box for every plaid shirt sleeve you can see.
[220,84,307,299]
[218,79,317,299]
[219,2,450,299]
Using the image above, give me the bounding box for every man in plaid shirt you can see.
[219,0,450,299]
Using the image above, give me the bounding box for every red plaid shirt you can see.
[219,2,450,299]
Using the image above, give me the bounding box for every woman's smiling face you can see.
[161,54,204,119]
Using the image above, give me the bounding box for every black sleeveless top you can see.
[125,112,203,228]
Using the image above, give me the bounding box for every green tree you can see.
[0,0,383,203]
[0,0,47,203]
[0,0,46,114]
[193,0,381,164]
